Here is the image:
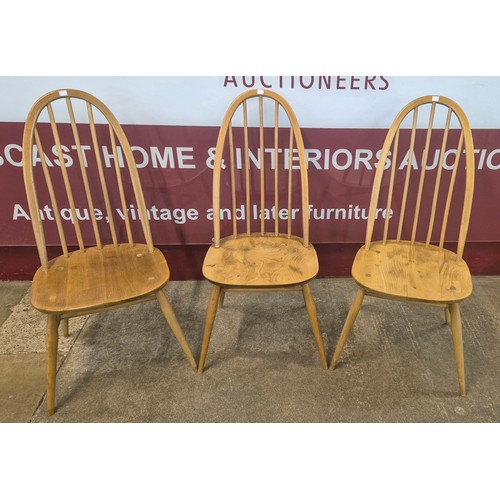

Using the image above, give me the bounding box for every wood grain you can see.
[203,234,318,287]
[31,244,170,314]
[352,241,473,303]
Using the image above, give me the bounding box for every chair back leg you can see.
[60,318,69,338]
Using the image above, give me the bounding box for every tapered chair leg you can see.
[156,290,197,371]
[302,283,328,369]
[330,288,365,369]
[445,306,451,325]
[60,318,69,338]
[449,302,466,396]
[46,314,60,416]
[198,285,221,373]
[218,289,226,309]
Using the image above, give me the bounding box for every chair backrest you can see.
[365,95,475,259]
[22,89,154,270]
[211,89,310,248]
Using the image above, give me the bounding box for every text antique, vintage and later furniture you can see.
[330,95,475,396]
[198,89,328,372]
[22,89,197,415]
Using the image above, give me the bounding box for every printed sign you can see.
[0,76,499,247]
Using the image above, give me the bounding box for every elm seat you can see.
[31,244,170,314]
[203,234,319,287]
[352,241,473,304]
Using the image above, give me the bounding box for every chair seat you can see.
[31,244,170,314]
[352,240,472,303]
[203,234,319,287]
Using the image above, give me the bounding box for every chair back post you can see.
[22,93,56,269]
[449,101,474,259]
[22,141,48,268]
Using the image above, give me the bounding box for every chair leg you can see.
[46,314,60,416]
[156,290,197,371]
[445,306,451,325]
[198,285,221,373]
[302,283,328,369]
[330,288,365,369]
[60,318,69,337]
[218,289,226,309]
[449,302,466,396]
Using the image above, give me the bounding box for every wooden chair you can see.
[198,89,328,372]
[330,95,475,396]
[22,89,197,415]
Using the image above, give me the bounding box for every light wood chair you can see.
[198,89,327,372]
[330,95,475,396]
[22,89,197,415]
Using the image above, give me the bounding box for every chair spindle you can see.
[382,130,399,243]
[411,102,436,244]
[244,101,251,236]
[287,128,294,238]
[66,97,102,249]
[274,101,279,236]
[47,103,85,250]
[34,127,68,257]
[109,124,134,246]
[87,102,119,246]
[259,95,265,234]
[439,131,464,249]
[228,122,237,237]
[426,108,452,246]
[397,108,419,242]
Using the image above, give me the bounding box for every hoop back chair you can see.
[198,89,327,372]
[330,95,475,395]
[22,89,197,415]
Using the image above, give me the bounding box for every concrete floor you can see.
[0,276,499,423]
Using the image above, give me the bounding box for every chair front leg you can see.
[156,290,197,371]
[330,288,365,369]
[46,314,60,416]
[449,302,466,396]
[198,285,221,373]
[302,283,328,369]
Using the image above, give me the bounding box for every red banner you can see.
[1,122,499,247]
